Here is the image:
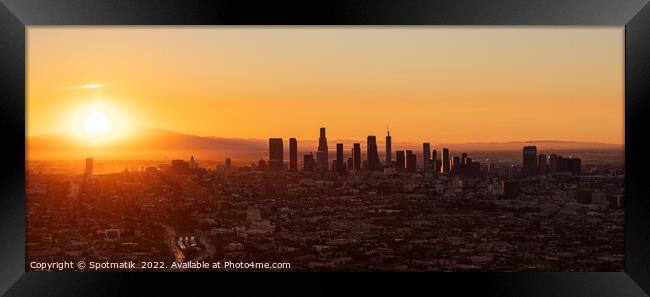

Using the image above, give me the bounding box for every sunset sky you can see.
[28,27,624,144]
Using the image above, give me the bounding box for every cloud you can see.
[63,83,105,90]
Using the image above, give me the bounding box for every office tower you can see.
[367,136,381,171]
[317,128,329,172]
[461,152,468,172]
[336,143,345,173]
[225,158,232,170]
[431,149,438,173]
[522,146,537,176]
[435,160,442,173]
[406,150,416,173]
[423,143,431,172]
[549,153,559,173]
[353,143,361,171]
[385,129,392,167]
[537,154,548,174]
[289,138,297,171]
[258,159,266,171]
[442,148,450,174]
[331,160,338,172]
[452,156,461,175]
[269,138,283,171]
[395,151,406,172]
[347,157,353,171]
[502,180,520,199]
[85,157,93,175]
[303,154,315,172]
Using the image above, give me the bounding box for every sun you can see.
[69,101,129,143]
[84,111,112,134]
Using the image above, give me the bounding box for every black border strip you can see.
[0,0,649,296]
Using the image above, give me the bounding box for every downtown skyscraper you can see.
[442,148,450,174]
[367,136,381,171]
[289,138,297,171]
[317,128,329,173]
[353,143,361,171]
[268,138,283,171]
[423,143,431,173]
[385,129,392,168]
[523,146,537,176]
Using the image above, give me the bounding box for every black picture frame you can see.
[1,0,649,296]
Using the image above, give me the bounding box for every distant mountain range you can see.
[27,127,623,161]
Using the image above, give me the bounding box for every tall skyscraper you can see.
[269,138,284,171]
[303,153,315,172]
[431,149,438,173]
[538,154,548,174]
[442,148,450,174]
[423,143,431,172]
[452,156,461,175]
[353,143,361,171]
[85,157,93,175]
[317,128,329,173]
[385,129,392,167]
[406,150,416,173]
[289,138,297,171]
[396,151,406,171]
[225,158,232,170]
[336,143,345,173]
[367,136,381,171]
[522,146,537,176]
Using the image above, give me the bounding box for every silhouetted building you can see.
[171,159,190,174]
[561,157,582,175]
[289,138,298,171]
[353,143,361,171]
[538,154,547,174]
[385,129,392,167]
[85,157,93,175]
[423,143,431,172]
[367,136,381,171]
[347,157,353,171]
[189,155,198,169]
[336,143,345,173]
[303,154,315,172]
[317,128,329,173]
[452,156,461,175]
[431,149,438,174]
[257,159,266,171]
[269,138,284,171]
[406,150,416,173]
[522,146,537,176]
[396,151,406,172]
[442,148,450,174]
[502,180,520,199]
[435,160,442,174]
[549,153,559,173]
[225,158,232,170]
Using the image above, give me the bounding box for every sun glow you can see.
[69,101,129,143]
[84,112,112,134]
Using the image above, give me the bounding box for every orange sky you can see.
[27,27,624,144]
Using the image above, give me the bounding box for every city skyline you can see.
[28,27,623,145]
